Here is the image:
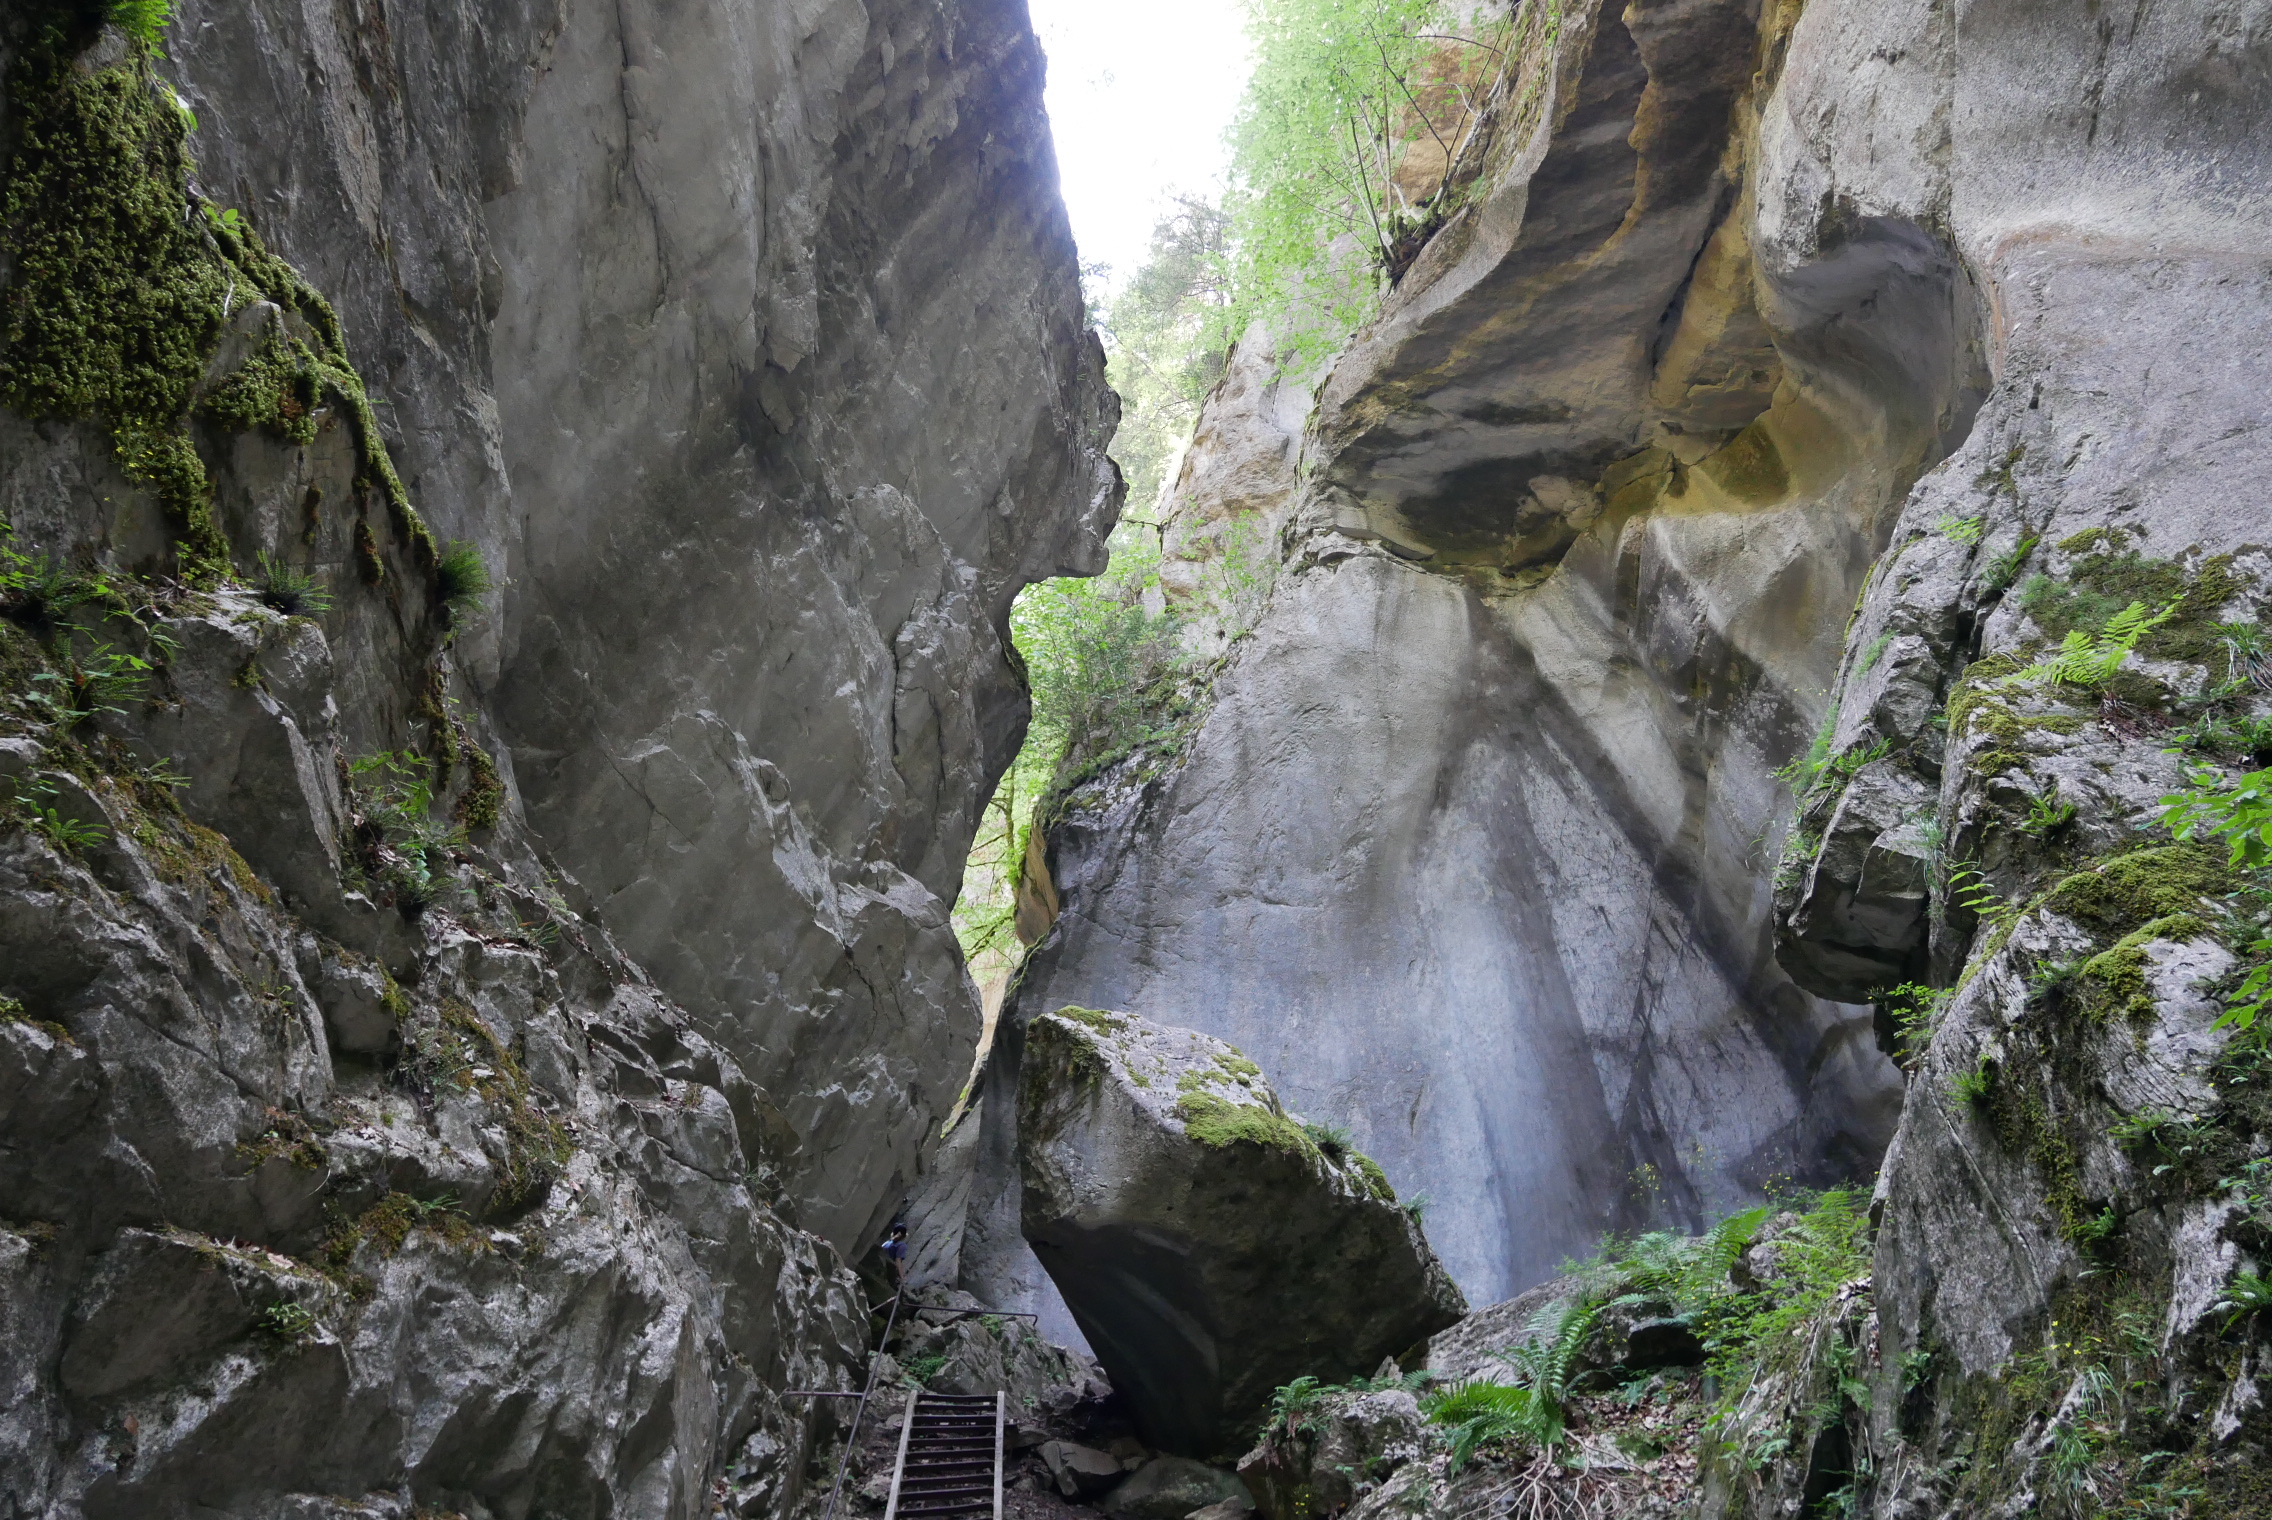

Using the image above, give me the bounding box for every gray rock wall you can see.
[0,0,1111,1512]
[1759,1,2272,1513]
[159,0,1118,1253]
[971,0,1921,1316]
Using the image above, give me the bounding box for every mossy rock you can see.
[2041,844,2237,939]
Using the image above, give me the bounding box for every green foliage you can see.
[254,552,332,617]
[1421,1296,1600,1469]
[1221,0,1510,367]
[1983,534,2042,595]
[346,750,461,912]
[0,12,436,577]
[1882,982,1951,1067]
[2174,710,2272,766]
[258,1300,317,1339]
[2162,765,2272,871]
[1854,632,1895,678]
[953,527,1186,972]
[903,1352,950,1389]
[1936,512,1988,547]
[1267,1373,1331,1443]
[1951,1055,1998,1106]
[2020,786,2077,838]
[2212,1271,2272,1332]
[435,542,490,618]
[1422,1379,1548,1472]
[2014,599,2179,688]
[2161,768,2272,1031]
[1100,199,1231,510]
[1401,1191,1430,1225]
[1301,1120,1352,1160]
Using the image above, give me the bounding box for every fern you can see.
[2017,599,2178,687]
[108,0,173,45]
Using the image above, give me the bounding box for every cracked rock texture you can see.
[0,0,1111,1514]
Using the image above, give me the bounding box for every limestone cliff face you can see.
[0,1,1111,1514]
[976,0,2272,1510]
[163,0,1119,1255]
[973,0,1927,1316]
[1755,1,2272,1514]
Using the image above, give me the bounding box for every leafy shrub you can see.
[347,750,461,912]
[2161,765,2272,1030]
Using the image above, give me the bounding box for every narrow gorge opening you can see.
[4,1,2270,1518]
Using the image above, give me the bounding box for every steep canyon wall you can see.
[972,0,1934,1317]
[0,0,1114,1514]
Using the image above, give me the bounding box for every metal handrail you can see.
[819,1287,907,1520]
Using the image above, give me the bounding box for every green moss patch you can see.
[2020,544,2254,673]
[1053,1005,1126,1036]
[2041,844,2237,938]
[2071,913,2211,1024]
[1351,1150,1396,1202]
[0,11,436,576]
[1175,1089,1321,1162]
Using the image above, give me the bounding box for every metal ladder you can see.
[881,1389,1004,1520]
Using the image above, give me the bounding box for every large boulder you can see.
[1018,1008,1466,1457]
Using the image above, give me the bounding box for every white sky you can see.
[1027,0,1254,295]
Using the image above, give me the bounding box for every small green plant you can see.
[1854,632,1895,678]
[2216,620,2272,694]
[30,641,152,724]
[2071,1205,2121,1252]
[902,1351,949,1388]
[347,751,462,911]
[2212,1271,2272,1332]
[2019,787,2077,838]
[1983,534,2042,594]
[1422,1296,1600,1470]
[107,0,174,45]
[2175,711,2272,764]
[1401,1192,1430,1226]
[1301,1120,1352,1162]
[1423,1379,1546,1472]
[1882,982,1950,1066]
[201,204,246,235]
[2026,956,2085,1005]
[0,532,94,628]
[9,773,108,852]
[1950,1055,1997,1106]
[254,552,333,617]
[1264,1374,1330,1445]
[260,1300,317,1339]
[436,542,492,618]
[1936,513,1988,547]
[2162,765,2272,1031]
[2016,599,2179,688]
[1946,863,2019,934]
